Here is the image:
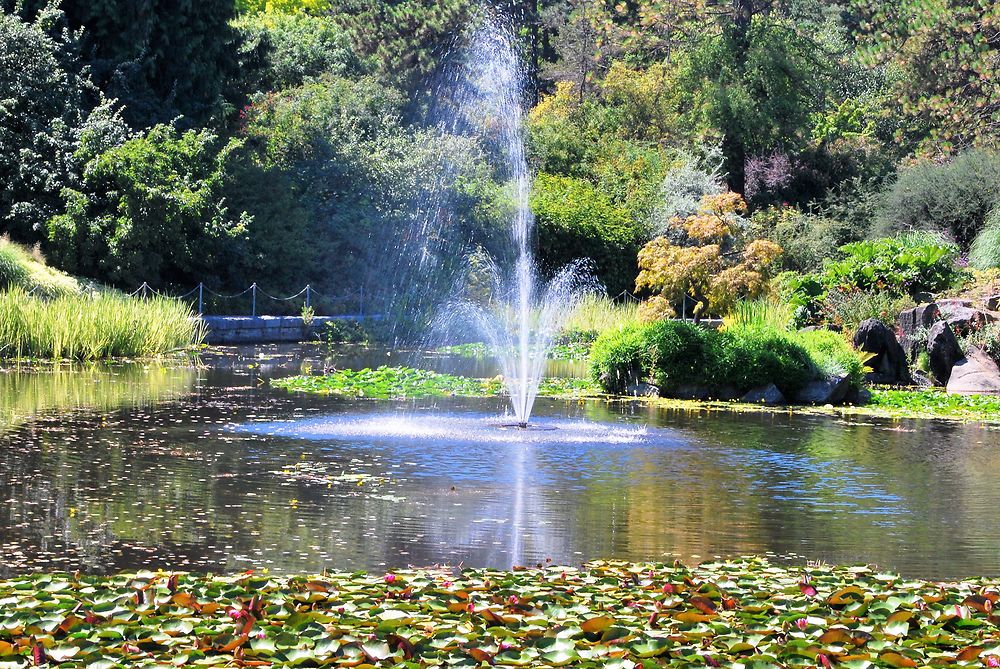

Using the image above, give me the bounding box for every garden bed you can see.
[2,558,999,667]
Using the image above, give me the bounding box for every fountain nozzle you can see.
[517,421,528,429]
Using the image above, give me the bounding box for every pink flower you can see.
[228,608,243,620]
[253,630,265,639]
[499,641,514,651]
[442,580,453,588]
[796,618,808,630]
[384,573,396,584]
[508,595,518,604]
[986,656,999,667]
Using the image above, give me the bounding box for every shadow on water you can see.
[1,344,999,579]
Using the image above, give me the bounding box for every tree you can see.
[636,192,783,318]
[0,7,93,242]
[9,0,243,127]
[47,125,251,288]
[852,0,1000,153]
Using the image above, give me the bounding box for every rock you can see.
[897,303,939,337]
[852,319,910,385]
[909,369,934,388]
[794,375,850,404]
[926,321,963,385]
[843,386,872,405]
[625,382,659,398]
[987,295,1000,311]
[912,291,935,304]
[937,298,973,310]
[669,384,712,400]
[938,304,996,335]
[946,347,1000,395]
[741,384,786,406]
[897,303,940,363]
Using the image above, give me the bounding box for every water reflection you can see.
[0,345,999,579]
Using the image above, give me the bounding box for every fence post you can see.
[198,283,204,315]
[141,282,148,300]
[305,285,311,309]
[251,283,257,317]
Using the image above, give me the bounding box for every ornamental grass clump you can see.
[0,289,203,359]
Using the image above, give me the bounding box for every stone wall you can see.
[200,316,338,344]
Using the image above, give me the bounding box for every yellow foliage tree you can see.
[235,0,331,14]
[636,193,782,320]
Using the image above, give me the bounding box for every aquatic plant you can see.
[1,558,999,667]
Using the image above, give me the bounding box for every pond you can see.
[1,344,999,580]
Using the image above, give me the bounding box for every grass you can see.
[562,293,640,334]
[0,235,91,297]
[272,365,599,399]
[0,288,204,360]
[1,558,999,667]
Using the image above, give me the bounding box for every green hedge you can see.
[590,320,864,398]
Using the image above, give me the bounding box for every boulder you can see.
[852,319,910,385]
[625,382,659,398]
[946,347,1000,396]
[740,384,786,406]
[897,303,940,362]
[938,304,996,335]
[897,303,939,337]
[926,321,963,385]
[669,384,712,400]
[843,386,873,405]
[794,375,850,405]
[912,291,935,304]
[987,295,1000,311]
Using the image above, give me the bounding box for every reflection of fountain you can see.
[438,17,592,426]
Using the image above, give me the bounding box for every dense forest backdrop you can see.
[1,0,998,316]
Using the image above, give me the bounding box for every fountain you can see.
[435,15,592,427]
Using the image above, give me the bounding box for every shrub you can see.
[969,204,1000,271]
[589,322,657,394]
[750,206,862,273]
[797,329,866,389]
[822,289,913,333]
[0,236,86,297]
[532,173,648,296]
[716,326,815,396]
[650,147,725,233]
[875,150,1000,249]
[822,233,960,297]
[772,272,825,327]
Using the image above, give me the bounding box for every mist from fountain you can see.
[436,16,593,426]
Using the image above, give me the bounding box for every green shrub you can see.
[875,150,1000,249]
[642,320,716,393]
[589,323,657,394]
[822,233,960,296]
[969,204,1000,270]
[716,326,815,395]
[750,206,862,273]
[0,236,86,297]
[323,319,370,345]
[0,289,203,359]
[532,173,648,296]
[797,329,866,389]
[773,272,826,327]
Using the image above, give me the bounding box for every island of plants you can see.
[2,558,999,668]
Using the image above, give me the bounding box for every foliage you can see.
[0,236,86,297]
[0,288,203,359]
[796,328,867,388]
[875,150,1000,250]
[822,233,960,296]
[323,319,370,345]
[722,299,793,333]
[273,365,596,398]
[969,204,1000,271]
[637,193,783,317]
[590,320,711,395]
[676,19,832,190]
[234,11,362,92]
[750,205,865,273]
[0,8,91,242]
[773,271,826,327]
[532,173,647,296]
[47,125,251,289]
[650,147,725,234]
[562,293,639,334]
[4,558,1000,667]
[870,388,1000,422]
[959,322,1000,366]
[853,0,1000,152]
[822,289,913,333]
[330,0,476,91]
[235,0,332,13]
[8,0,243,127]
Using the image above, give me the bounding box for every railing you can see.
[127,282,366,317]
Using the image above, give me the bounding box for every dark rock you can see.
[794,376,850,405]
[912,291,934,304]
[947,347,1000,396]
[625,382,659,398]
[843,386,873,405]
[740,384,786,406]
[939,304,996,335]
[716,386,742,401]
[669,384,712,400]
[897,303,939,337]
[909,369,934,388]
[852,319,910,385]
[926,321,963,385]
[987,295,1000,311]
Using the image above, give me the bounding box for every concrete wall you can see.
[200,316,337,344]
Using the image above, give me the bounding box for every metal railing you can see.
[128,282,366,317]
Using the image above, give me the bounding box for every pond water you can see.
[1,344,999,580]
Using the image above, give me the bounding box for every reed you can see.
[0,288,204,359]
[562,293,640,334]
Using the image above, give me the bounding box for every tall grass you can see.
[0,289,204,359]
[563,293,640,334]
[722,299,794,332]
[0,235,85,297]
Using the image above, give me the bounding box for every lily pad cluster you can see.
[271,366,597,400]
[2,558,1000,667]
